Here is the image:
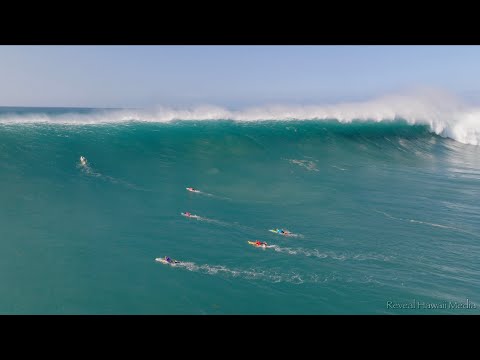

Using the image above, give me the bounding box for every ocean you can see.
[1,103,479,314]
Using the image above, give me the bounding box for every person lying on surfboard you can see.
[164,256,179,264]
[255,240,268,246]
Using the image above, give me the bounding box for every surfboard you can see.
[155,258,180,265]
[186,187,200,193]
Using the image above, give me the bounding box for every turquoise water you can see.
[1,108,479,314]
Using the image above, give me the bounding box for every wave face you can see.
[1,105,480,314]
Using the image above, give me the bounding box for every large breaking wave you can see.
[1,89,479,145]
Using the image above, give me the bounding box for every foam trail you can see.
[181,213,264,234]
[203,193,232,200]
[270,245,392,262]
[181,213,231,227]
[374,209,480,238]
[2,89,480,145]
[187,188,231,201]
[269,230,304,238]
[284,158,319,172]
[78,160,100,178]
[202,192,232,201]
[156,260,331,284]
[78,158,145,191]
[156,259,380,284]
[409,219,454,229]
